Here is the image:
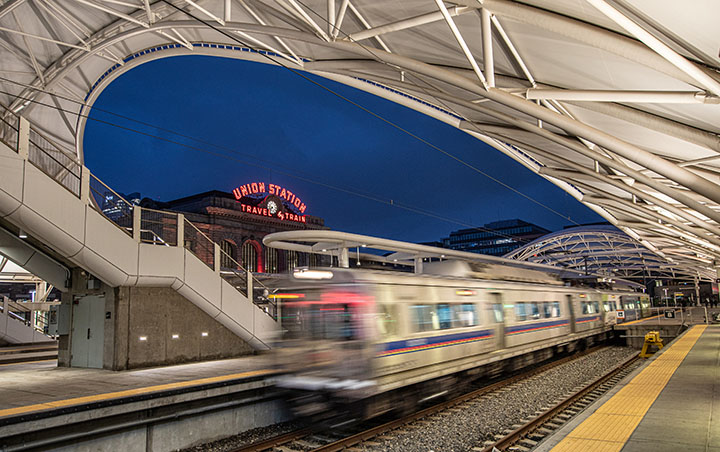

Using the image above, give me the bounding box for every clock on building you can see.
[266,199,279,215]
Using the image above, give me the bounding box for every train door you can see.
[490,293,505,349]
[566,295,576,333]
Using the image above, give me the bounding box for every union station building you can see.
[141,182,328,274]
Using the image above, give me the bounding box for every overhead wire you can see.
[0,1,584,245]
[0,86,532,242]
[155,0,582,232]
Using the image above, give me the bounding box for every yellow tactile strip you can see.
[550,325,706,452]
[0,368,272,419]
[619,314,662,326]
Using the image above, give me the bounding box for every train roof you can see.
[263,230,644,291]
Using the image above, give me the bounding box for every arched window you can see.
[220,240,236,268]
[287,250,299,272]
[241,240,262,272]
[266,247,279,273]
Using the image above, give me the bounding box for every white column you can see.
[17,116,29,159]
[339,247,349,268]
[132,206,141,242]
[176,213,185,248]
[80,166,90,205]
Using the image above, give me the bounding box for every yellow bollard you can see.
[639,330,664,358]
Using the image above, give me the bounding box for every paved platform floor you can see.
[0,355,272,419]
[538,324,719,452]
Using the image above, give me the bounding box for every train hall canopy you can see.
[0,0,719,279]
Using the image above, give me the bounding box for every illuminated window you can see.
[241,241,258,272]
[376,303,398,337]
[515,303,527,321]
[437,303,453,329]
[266,247,279,273]
[286,250,300,272]
[309,253,320,267]
[453,303,476,327]
[412,304,437,332]
[220,240,236,268]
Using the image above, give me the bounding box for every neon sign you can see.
[232,182,306,213]
[232,182,307,224]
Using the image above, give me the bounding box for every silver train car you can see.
[271,261,648,423]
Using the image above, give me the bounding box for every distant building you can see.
[441,219,550,256]
[142,182,328,274]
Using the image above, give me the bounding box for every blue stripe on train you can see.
[505,318,569,335]
[378,329,494,357]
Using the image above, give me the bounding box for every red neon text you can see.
[232,182,307,213]
[240,204,306,223]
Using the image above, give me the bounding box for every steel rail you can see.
[480,352,641,452]
[233,345,611,452]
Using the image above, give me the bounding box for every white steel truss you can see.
[0,0,718,279]
[505,225,715,283]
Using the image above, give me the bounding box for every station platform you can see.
[0,355,273,422]
[0,355,284,451]
[538,324,719,452]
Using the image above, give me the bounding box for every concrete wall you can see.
[112,286,254,370]
[60,270,253,370]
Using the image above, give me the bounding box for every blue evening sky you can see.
[83,55,603,243]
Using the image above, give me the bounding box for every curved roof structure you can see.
[1,0,719,277]
[505,224,716,283]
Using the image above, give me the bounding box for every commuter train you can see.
[271,261,650,424]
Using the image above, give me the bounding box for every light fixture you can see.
[172,334,179,339]
[201,332,209,337]
[293,269,333,280]
[139,336,147,341]
[18,229,27,239]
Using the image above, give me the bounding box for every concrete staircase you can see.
[0,114,278,350]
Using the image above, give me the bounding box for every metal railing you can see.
[218,247,277,320]
[27,127,81,197]
[4,111,277,321]
[140,207,178,246]
[89,174,134,236]
[0,106,18,151]
[184,219,215,269]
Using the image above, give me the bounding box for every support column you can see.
[80,166,90,205]
[17,116,29,159]
[414,257,423,274]
[246,270,253,301]
[176,213,185,249]
[339,247,349,268]
[132,206,141,242]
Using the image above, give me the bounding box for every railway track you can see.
[479,352,641,452]
[231,346,634,452]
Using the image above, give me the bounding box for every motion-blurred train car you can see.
[271,261,646,424]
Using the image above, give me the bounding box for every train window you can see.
[515,303,527,321]
[542,302,552,318]
[551,302,560,317]
[603,302,613,312]
[454,303,477,327]
[593,302,600,313]
[530,302,541,320]
[411,304,437,332]
[437,304,453,329]
[492,303,503,323]
[376,304,398,337]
